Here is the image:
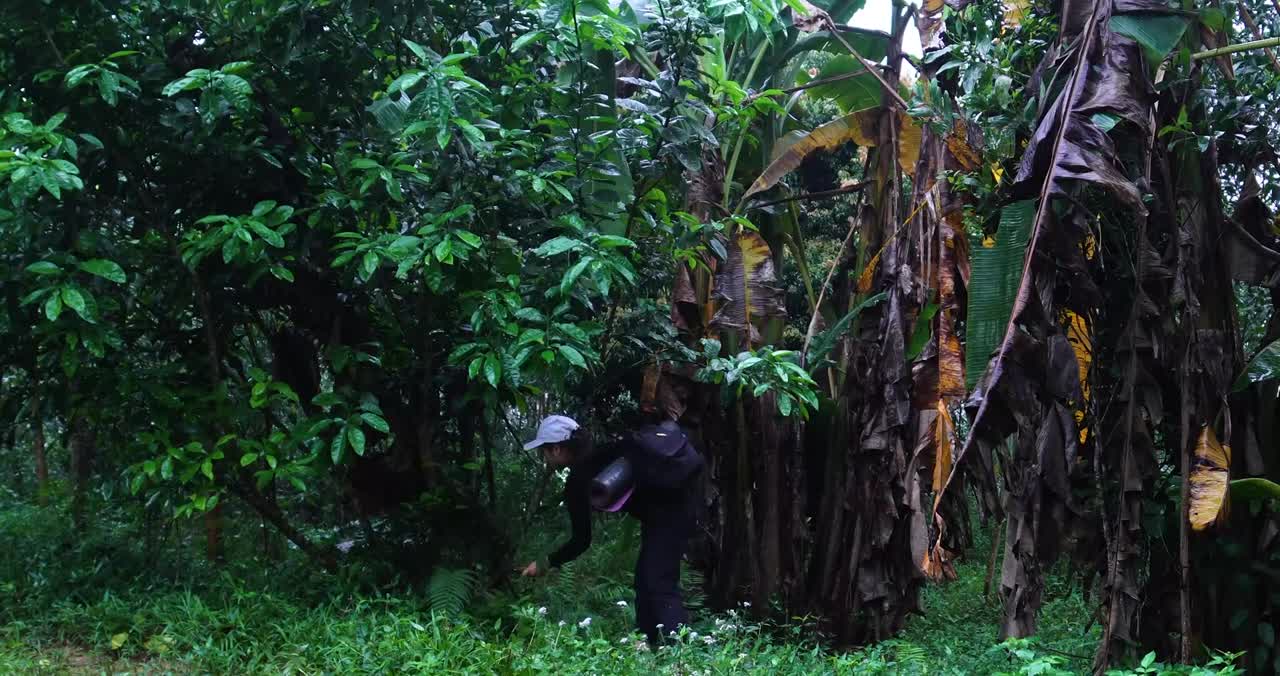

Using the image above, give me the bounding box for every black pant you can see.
[633,481,699,642]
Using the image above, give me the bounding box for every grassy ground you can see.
[0,495,1237,675]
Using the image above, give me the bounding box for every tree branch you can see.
[1237,5,1280,72]
[822,17,909,110]
[1192,36,1280,61]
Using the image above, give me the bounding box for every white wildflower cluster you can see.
[538,606,547,616]
[702,635,716,645]
[578,616,592,628]
[616,600,628,607]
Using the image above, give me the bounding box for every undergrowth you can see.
[0,491,1242,674]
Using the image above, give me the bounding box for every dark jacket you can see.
[547,443,625,568]
[547,430,703,568]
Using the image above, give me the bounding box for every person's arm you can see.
[547,469,593,568]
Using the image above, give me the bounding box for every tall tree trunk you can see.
[32,396,48,504]
[206,503,225,562]
[31,355,49,504]
[189,265,335,569]
[68,384,95,532]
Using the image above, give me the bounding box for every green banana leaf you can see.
[965,200,1034,391]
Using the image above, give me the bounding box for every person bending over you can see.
[519,413,703,643]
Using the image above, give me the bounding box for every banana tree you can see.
[926,0,1235,659]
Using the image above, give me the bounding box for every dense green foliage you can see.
[4,0,1280,672]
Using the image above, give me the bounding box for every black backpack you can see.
[627,421,703,489]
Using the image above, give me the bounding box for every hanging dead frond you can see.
[710,229,786,347]
[1188,425,1230,531]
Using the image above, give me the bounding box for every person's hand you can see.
[520,561,540,577]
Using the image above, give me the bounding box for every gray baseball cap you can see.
[523,415,580,450]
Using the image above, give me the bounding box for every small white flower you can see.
[689,631,699,639]
[656,623,665,630]
[616,600,628,607]
[742,601,751,608]
[538,606,547,615]
[578,617,592,628]
[558,620,566,626]
[702,636,716,645]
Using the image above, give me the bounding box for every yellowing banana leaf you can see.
[897,114,923,177]
[741,109,879,202]
[1188,425,1230,532]
[1003,0,1030,31]
[1063,309,1092,443]
[944,121,982,171]
[932,400,955,497]
[710,229,786,347]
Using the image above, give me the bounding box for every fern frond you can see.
[427,567,477,616]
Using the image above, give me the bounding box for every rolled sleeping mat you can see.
[590,457,635,512]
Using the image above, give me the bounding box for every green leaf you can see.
[403,39,432,63]
[1230,477,1280,504]
[483,353,502,387]
[905,303,939,361]
[594,235,636,249]
[1235,337,1280,391]
[1092,112,1121,133]
[454,118,485,145]
[77,259,126,283]
[802,56,882,113]
[330,432,345,464]
[361,413,390,433]
[965,200,1034,391]
[511,30,545,53]
[44,293,63,321]
[455,230,483,248]
[201,459,214,480]
[557,344,587,369]
[1199,7,1227,31]
[247,220,285,247]
[61,287,88,320]
[162,76,200,97]
[534,236,584,257]
[389,71,427,94]
[348,425,367,456]
[434,238,453,262]
[240,453,259,467]
[560,257,593,295]
[26,261,61,276]
[1109,13,1191,63]
[806,292,887,371]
